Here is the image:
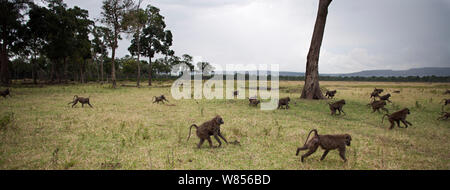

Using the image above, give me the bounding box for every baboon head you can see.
[214,115,224,125]
[345,134,352,146]
[286,97,291,102]
[405,108,411,114]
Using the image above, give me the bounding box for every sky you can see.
[61,0,450,74]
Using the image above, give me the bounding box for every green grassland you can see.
[0,81,449,170]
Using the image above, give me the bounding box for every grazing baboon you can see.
[368,100,388,113]
[379,93,392,103]
[0,88,11,98]
[278,97,291,109]
[187,115,228,148]
[437,112,450,120]
[68,95,93,108]
[382,108,412,130]
[328,99,346,115]
[233,90,239,97]
[393,90,401,93]
[295,129,352,162]
[153,95,169,104]
[248,98,260,106]
[325,90,337,99]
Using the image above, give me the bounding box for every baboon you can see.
[441,99,450,111]
[444,89,450,94]
[325,90,337,99]
[233,90,239,97]
[379,93,392,103]
[328,99,346,115]
[248,98,260,106]
[295,129,352,162]
[370,88,383,99]
[437,112,450,120]
[393,90,401,93]
[368,100,388,113]
[68,95,93,108]
[278,97,290,109]
[0,88,11,98]
[187,115,228,148]
[382,108,412,130]
[153,95,169,104]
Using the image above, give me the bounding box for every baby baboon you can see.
[325,90,337,99]
[368,100,389,113]
[382,108,412,130]
[370,88,383,99]
[248,98,260,106]
[187,115,228,148]
[278,97,291,109]
[328,99,346,115]
[379,93,392,103]
[295,129,352,162]
[437,112,450,120]
[68,95,93,108]
[233,90,239,97]
[0,88,11,98]
[153,95,169,104]
[374,88,384,94]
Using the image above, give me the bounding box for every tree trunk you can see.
[300,0,331,100]
[0,42,10,86]
[136,32,141,87]
[148,56,152,86]
[111,39,117,88]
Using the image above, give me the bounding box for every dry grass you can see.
[0,80,449,170]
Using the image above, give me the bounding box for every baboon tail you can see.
[187,124,198,141]
[382,114,390,123]
[303,129,319,146]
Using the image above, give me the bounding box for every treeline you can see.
[280,75,450,82]
[1,0,211,87]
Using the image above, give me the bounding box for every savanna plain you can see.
[0,81,449,170]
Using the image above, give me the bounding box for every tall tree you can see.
[26,3,49,84]
[124,0,146,87]
[300,0,332,99]
[100,0,133,88]
[0,0,29,85]
[91,25,109,83]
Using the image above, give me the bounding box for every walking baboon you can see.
[187,115,228,148]
[328,99,346,115]
[437,112,450,120]
[153,95,169,104]
[248,98,260,106]
[379,93,392,103]
[368,100,389,113]
[295,129,352,162]
[68,95,93,108]
[325,90,337,99]
[278,97,291,109]
[382,108,412,130]
[0,88,11,98]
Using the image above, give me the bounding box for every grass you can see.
[0,80,449,170]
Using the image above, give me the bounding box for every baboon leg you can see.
[82,103,84,107]
[405,120,412,126]
[372,108,377,113]
[206,137,214,148]
[197,139,205,148]
[338,147,347,162]
[389,119,395,130]
[72,101,78,108]
[341,109,346,115]
[320,150,330,161]
[88,102,93,108]
[286,105,289,109]
[301,144,319,162]
[218,132,228,144]
[214,135,222,147]
[382,108,389,113]
[296,146,308,156]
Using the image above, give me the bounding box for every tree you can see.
[0,0,29,85]
[124,0,146,87]
[300,0,332,99]
[197,61,214,79]
[100,0,133,88]
[69,6,93,83]
[91,25,109,83]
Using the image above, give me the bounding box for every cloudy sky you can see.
[62,0,450,73]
